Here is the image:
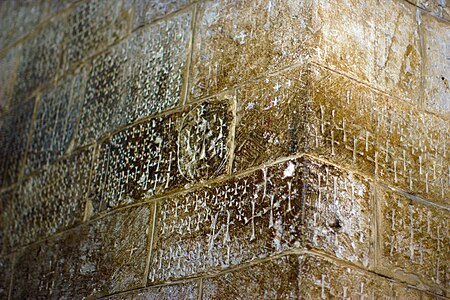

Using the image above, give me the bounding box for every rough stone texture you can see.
[311,0,422,102]
[190,0,313,99]
[297,253,441,299]
[10,206,152,299]
[0,51,19,113]
[64,0,129,69]
[203,255,299,299]
[25,69,85,175]
[418,0,450,20]
[125,0,190,30]
[0,0,48,50]
[2,148,94,250]
[0,0,449,298]
[76,43,127,146]
[76,11,192,147]
[149,156,371,282]
[234,67,308,171]
[378,188,449,295]
[105,281,199,300]
[0,98,34,188]
[14,19,63,100]
[421,12,450,115]
[0,254,12,299]
[90,99,232,215]
[124,12,192,123]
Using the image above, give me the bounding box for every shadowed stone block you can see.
[25,69,85,175]
[0,98,34,188]
[2,148,94,250]
[10,205,152,299]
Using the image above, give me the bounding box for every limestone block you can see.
[149,156,371,282]
[0,98,34,188]
[106,281,199,300]
[3,148,94,249]
[25,69,85,175]
[378,188,449,295]
[190,0,313,99]
[89,99,232,215]
[10,205,152,299]
[234,67,308,171]
[421,12,450,115]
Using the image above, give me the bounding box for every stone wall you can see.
[0,0,448,299]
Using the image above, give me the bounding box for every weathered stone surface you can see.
[418,0,450,21]
[77,12,192,147]
[124,11,192,123]
[125,0,190,29]
[0,98,34,188]
[311,0,421,102]
[13,19,63,99]
[203,255,299,299]
[106,281,199,300]
[376,97,449,205]
[76,43,127,146]
[25,69,85,175]
[374,0,422,103]
[0,254,12,299]
[378,188,449,294]
[234,67,307,171]
[149,156,371,282]
[310,0,376,83]
[298,253,441,299]
[0,0,48,50]
[10,205,152,299]
[190,0,312,99]
[305,66,379,175]
[3,148,94,250]
[421,12,450,114]
[65,0,129,68]
[0,51,19,113]
[90,100,231,215]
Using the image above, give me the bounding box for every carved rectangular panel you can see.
[25,69,85,174]
[378,188,449,295]
[298,254,440,299]
[149,156,371,282]
[421,13,450,114]
[65,0,128,68]
[0,98,34,188]
[10,205,152,299]
[105,281,199,300]
[90,99,232,215]
[234,67,308,171]
[190,0,312,99]
[3,148,94,250]
[124,11,192,123]
[202,255,300,299]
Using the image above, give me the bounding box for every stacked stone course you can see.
[0,0,448,299]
